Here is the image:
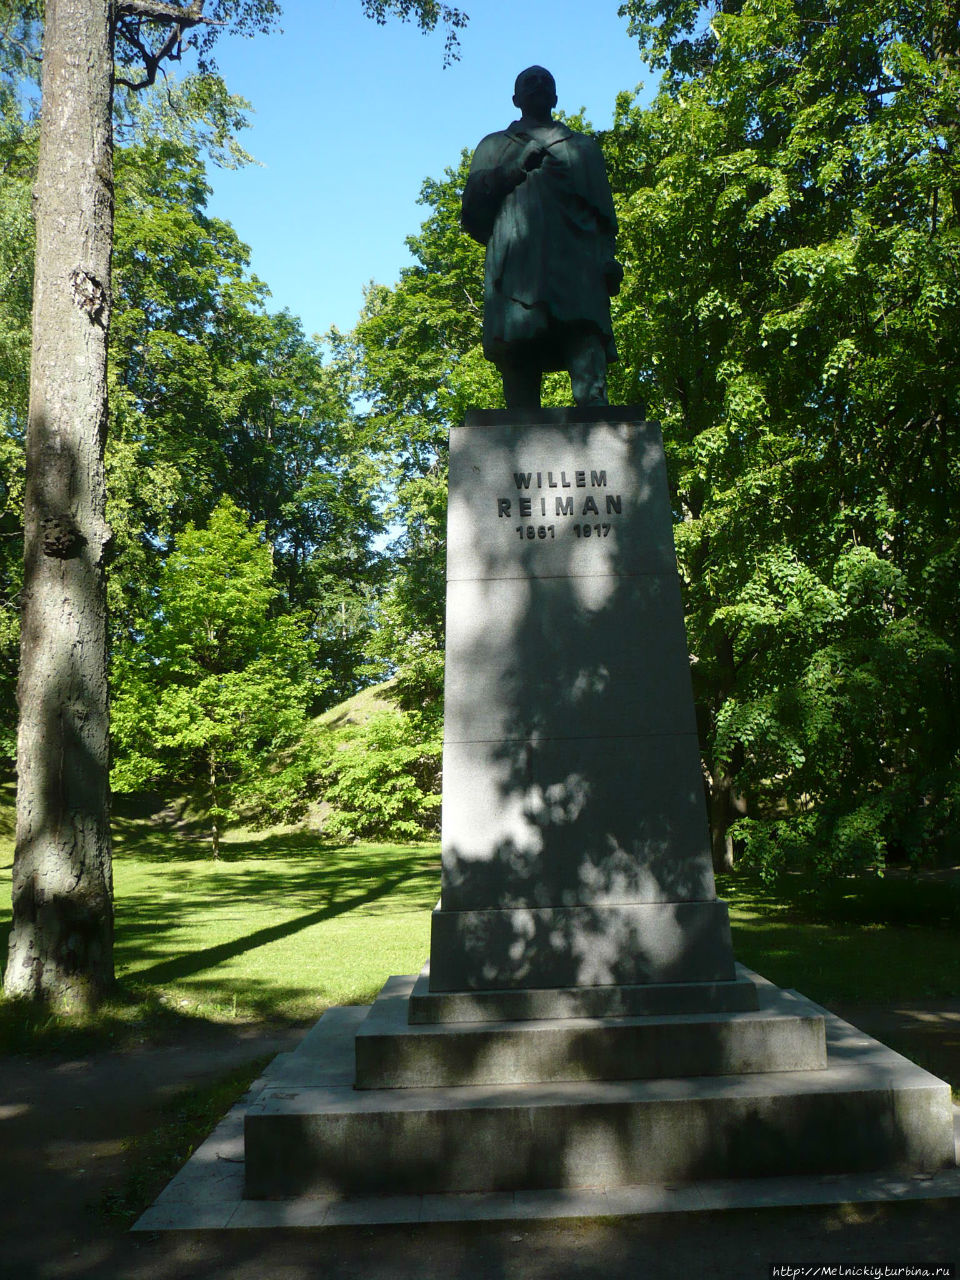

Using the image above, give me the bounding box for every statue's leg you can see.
[498,359,542,410]
[566,331,608,406]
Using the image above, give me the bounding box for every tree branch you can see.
[114,0,206,22]
[112,0,229,90]
[114,19,178,90]
[0,28,41,64]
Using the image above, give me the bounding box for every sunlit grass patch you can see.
[0,818,440,1052]
[114,834,440,1022]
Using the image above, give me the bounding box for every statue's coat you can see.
[461,120,618,370]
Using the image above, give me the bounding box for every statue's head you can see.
[513,66,557,117]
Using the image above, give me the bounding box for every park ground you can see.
[1,796,959,1279]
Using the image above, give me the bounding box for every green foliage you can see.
[112,1,283,89]
[0,88,34,760]
[327,1,960,879]
[1,5,415,766]
[359,0,468,63]
[0,85,383,761]
[317,705,442,840]
[7,0,959,885]
[329,154,489,698]
[604,0,960,875]
[109,0,467,91]
[114,72,258,169]
[108,126,383,706]
[111,499,321,844]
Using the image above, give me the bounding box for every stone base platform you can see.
[242,970,955,1200]
[134,993,960,1233]
[355,973,825,1089]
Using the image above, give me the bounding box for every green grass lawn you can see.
[2,786,958,1054]
[720,873,960,1005]
[109,828,440,1021]
[0,811,441,1050]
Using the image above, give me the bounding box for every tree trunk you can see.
[209,755,220,860]
[3,0,115,1010]
[709,762,747,875]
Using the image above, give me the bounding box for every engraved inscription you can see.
[496,462,624,540]
[515,525,556,540]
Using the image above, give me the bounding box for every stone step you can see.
[243,986,956,1200]
[408,964,761,1024]
[354,975,826,1089]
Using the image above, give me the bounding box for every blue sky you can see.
[203,0,656,340]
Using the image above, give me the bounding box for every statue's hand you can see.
[519,141,548,173]
[604,260,625,296]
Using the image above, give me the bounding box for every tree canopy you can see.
[606,0,960,873]
[1,0,957,988]
[1,0,471,1007]
[111,498,320,855]
[333,0,960,878]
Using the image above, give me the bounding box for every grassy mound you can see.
[315,678,401,731]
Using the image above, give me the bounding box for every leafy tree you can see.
[107,132,383,706]
[3,0,469,1007]
[317,704,442,840]
[330,157,489,702]
[336,4,960,880]
[1,106,382,756]
[111,498,320,857]
[609,0,960,874]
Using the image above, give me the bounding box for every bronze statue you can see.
[461,66,623,409]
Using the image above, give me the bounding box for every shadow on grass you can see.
[0,834,441,1055]
[129,862,421,986]
[108,843,439,1002]
[101,1055,274,1228]
[717,869,960,930]
[0,980,277,1056]
[723,882,960,1005]
[110,816,334,863]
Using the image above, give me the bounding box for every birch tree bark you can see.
[3,0,115,1009]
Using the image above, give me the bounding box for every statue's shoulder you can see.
[472,126,517,159]
[538,122,602,158]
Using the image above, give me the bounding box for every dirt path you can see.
[0,1008,957,1280]
[0,1021,305,1280]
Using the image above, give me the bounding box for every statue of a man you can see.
[461,65,623,410]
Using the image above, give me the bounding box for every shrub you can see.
[316,707,442,840]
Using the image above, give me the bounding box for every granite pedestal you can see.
[241,409,956,1204]
[433,408,734,992]
[244,969,955,1199]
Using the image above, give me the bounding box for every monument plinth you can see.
[240,411,955,1202]
[431,408,735,992]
